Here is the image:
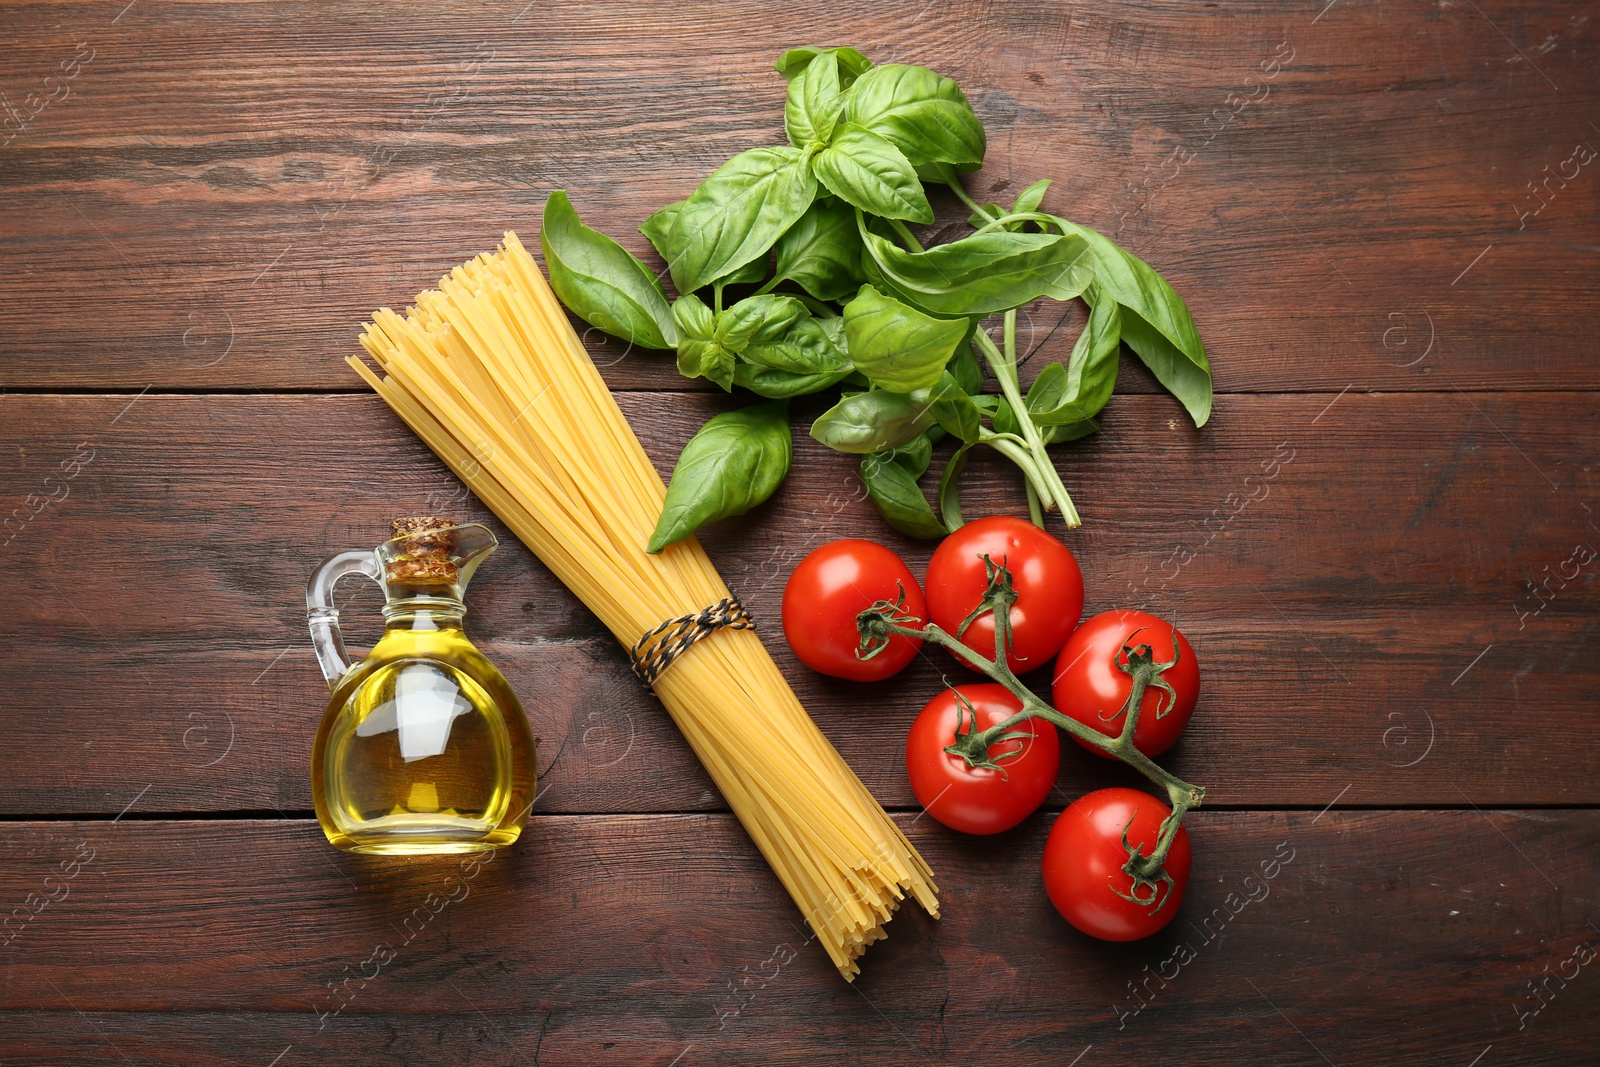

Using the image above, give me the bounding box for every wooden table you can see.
[3,2,1597,1063]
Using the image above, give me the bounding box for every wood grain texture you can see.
[0,0,1596,391]
[1,812,1596,1064]
[4,0,1599,1062]
[0,391,1594,814]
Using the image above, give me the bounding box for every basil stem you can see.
[972,314,1081,527]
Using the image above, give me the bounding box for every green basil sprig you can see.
[647,401,792,553]
[537,46,1214,546]
[671,293,734,389]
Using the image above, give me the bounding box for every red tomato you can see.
[905,684,1060,835]
[1052,610,1199,759]
[1042,787,1192,941]
[782,539,926,681]
[925,516,1084,675]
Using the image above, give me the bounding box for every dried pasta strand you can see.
[350,233,938,979]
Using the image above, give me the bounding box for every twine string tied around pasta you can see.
[628,595,755,686]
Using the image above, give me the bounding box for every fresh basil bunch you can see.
[540,47,1212,551]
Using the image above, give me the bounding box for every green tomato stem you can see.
[857,561,1204,889]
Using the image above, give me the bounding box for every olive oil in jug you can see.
[306,518,536,855]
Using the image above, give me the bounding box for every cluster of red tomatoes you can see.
[781,516,1202,941]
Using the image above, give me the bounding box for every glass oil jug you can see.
[307,518,536,855]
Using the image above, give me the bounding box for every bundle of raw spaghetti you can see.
[349,232,937,978]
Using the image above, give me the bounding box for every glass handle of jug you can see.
[306,549,383,688]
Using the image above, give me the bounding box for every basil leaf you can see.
[1049,217,1211,427]
[677,339,735,391]
[938,441,975,530]
[541,191,677,350]
[715,294,806,350]
[843,64,985,169]
[859,220,1094,317]
[882,431,933,475]
[645,200,766,289]
[770,198,865,301]
[785,51,843,148]
[696,295,850,377]
[775,46,873,89]
[811,125,933,224]
[816,311,847,351]
[733,361,851,398]
[1025,293,1121,425]
[1119,312,1212,428]
[1012,179,1052,216]
[743,315,850,375]
[669,146,818,295]
[672,292,715,340]
[989,393,1021,437]
[718,253,769,288]
[810,389,938,454]
[861,445,946,539]
[639,200,685,261]
[1024,364,1071,418]
[647,401,792,553]
[842,284,968,393]
[947,340,985,395]
[926,371,981,442]
[672,294,734,390]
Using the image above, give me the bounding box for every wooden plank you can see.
[0,811,1595,1064]
[0,391,1595,813]
[0,0,1595,391]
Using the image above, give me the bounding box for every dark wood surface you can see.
[1,813,1597,1065]
[3,1,1597,1064]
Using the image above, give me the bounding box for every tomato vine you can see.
[858,555,1205,905]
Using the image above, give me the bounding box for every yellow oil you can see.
[311,611,536,855]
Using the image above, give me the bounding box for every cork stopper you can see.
[385,516,460,586]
